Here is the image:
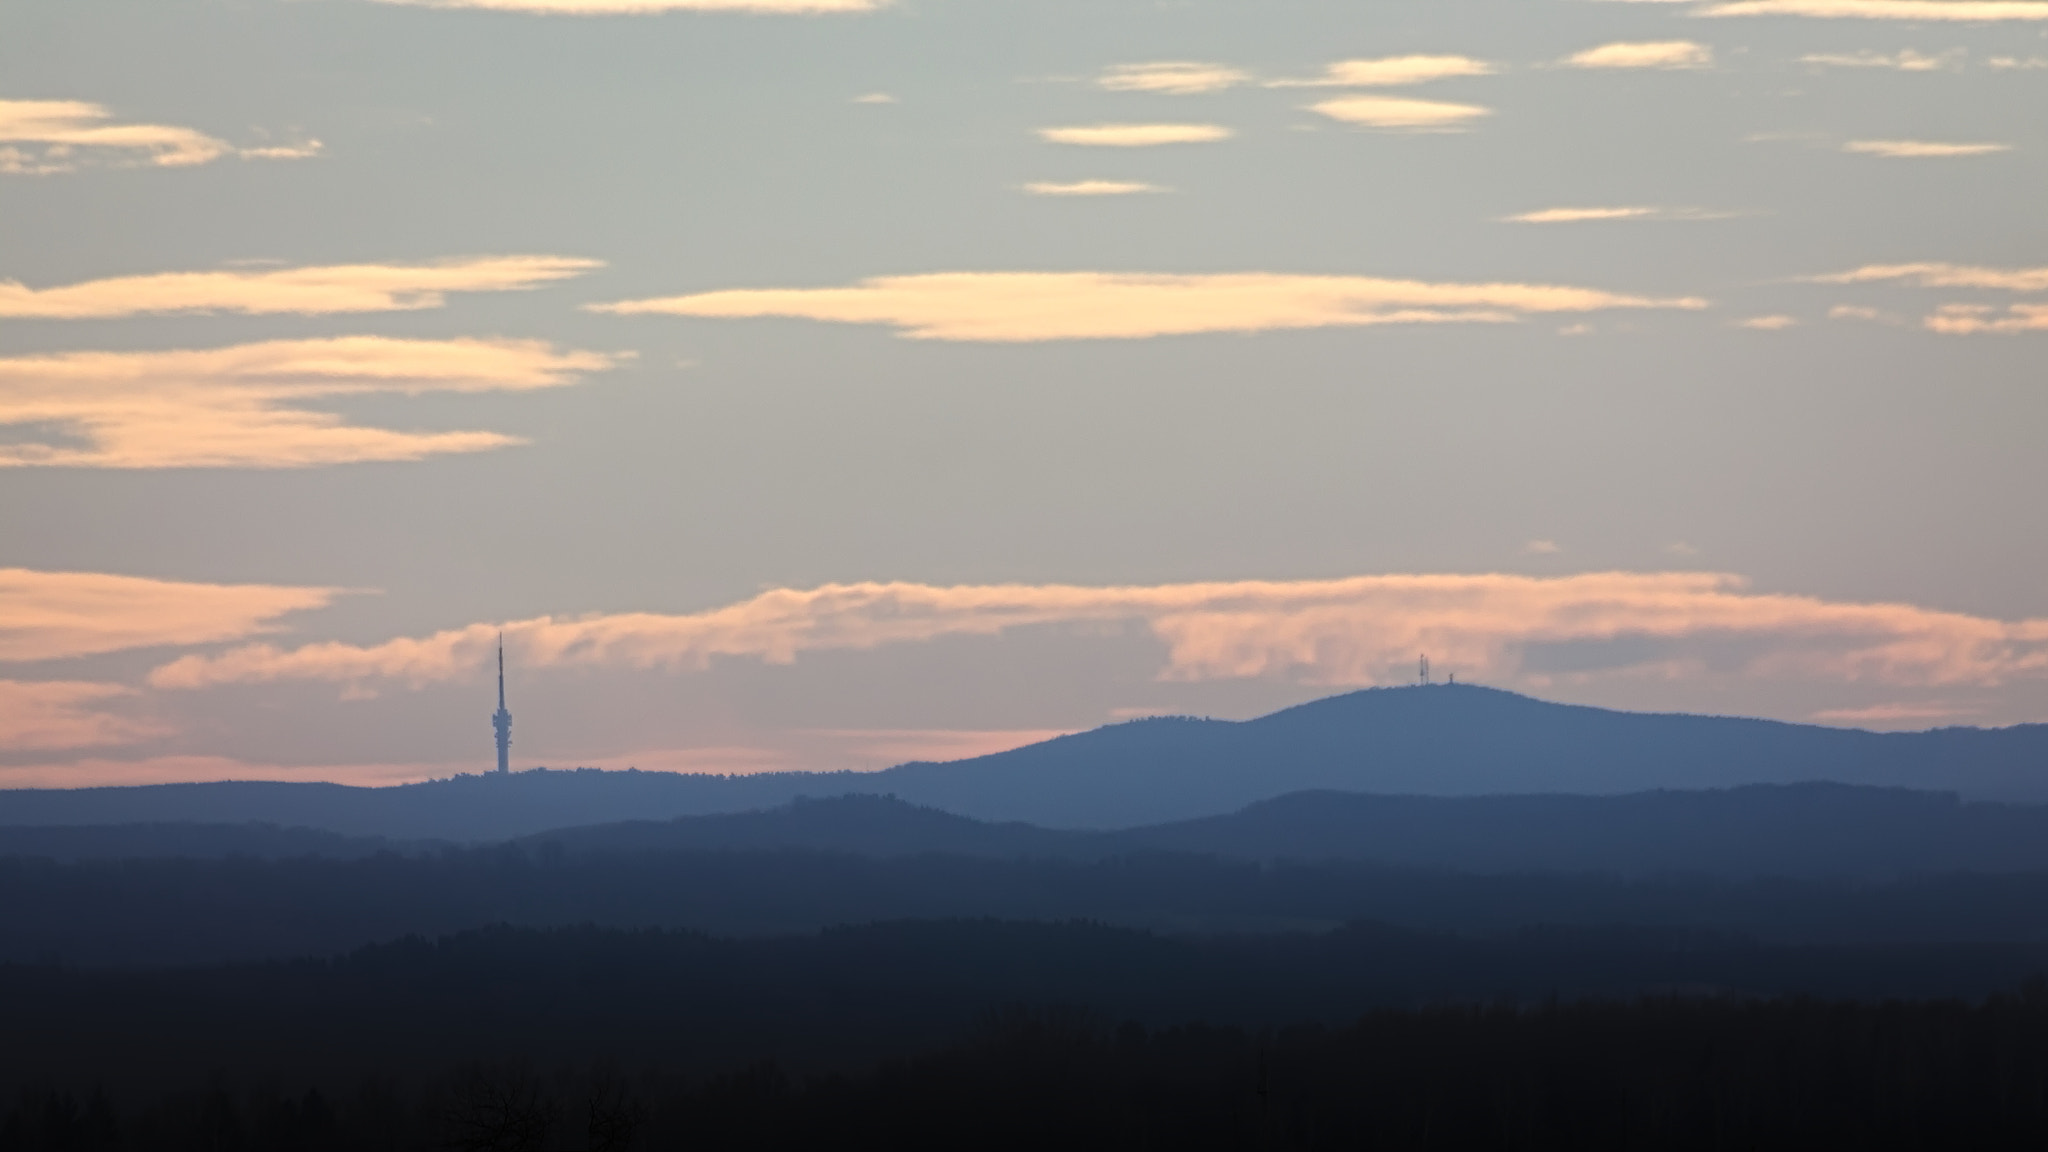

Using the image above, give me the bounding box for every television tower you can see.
[492,634,512,775]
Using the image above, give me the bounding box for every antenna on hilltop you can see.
[492,632,512,775]
[1419,654,1430,686]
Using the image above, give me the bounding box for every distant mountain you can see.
[0,822,433,862]
[3,686,2045,838]
[530,785,2048,880]
[877,685,2048,827]
[519,793,1093,858]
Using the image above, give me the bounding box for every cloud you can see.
[1842,139,2010,156]
[1811,262,2048,291]
[1736,314,1800,328]
[851,93,897,104]
[1502,206,1734,223]
[1829,304,1887,320]
[1308,96,1491,129]
[1564,41,1715,69]
[0,568,341,662]
[1098,62,1251,95]
[1923,303,2048,332]
[1800,49,1964,69]
[0,681,167,750]
[0,754,462,789]
[368,0,885,12]
[1699,0,2048,20]
[1023,180,1165,196]
[1037,123,1232,147]
[1987,55,2048,67]
[1267,55,1496,88]
[148,571,2048,695]
[1525,540,1563,554]
[0,337,616,468]
[1811,701,1976,724]
[588,271,1706,341]
[238,141,325,160]
[0,256,601,319]
[0,99,233,174]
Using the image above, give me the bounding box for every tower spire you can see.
[492,633,512,775]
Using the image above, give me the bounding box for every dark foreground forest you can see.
[9,920,2048,1149]
[10,978,2048,1150]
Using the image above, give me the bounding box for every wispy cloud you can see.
[1842,139,2010,156]
[147,572,2048,694]
[0,256,601,319]
[1800,48,1964,69]
[367,0,886,12]
[1736,314,1800,329]
[1098,62,1251,95]
[0,337,615,468]
[1563,41,1716,69]
[851,92,897,104]
[1307,96,1491,130]
[1924,303,2048,332]
[0,99,230,174]
[589,271,1705,341]
[1811,701,1976,724]
[1502,206,1734,223]
[1037,123,1232,147]
[1023,180,1165,196]
[0,568,341,662]
[1987,55,2048,67]
[0,681,167,751]
[1700,0,2048,20]
[1811,262,2048,291]
[1267,55,1496,88]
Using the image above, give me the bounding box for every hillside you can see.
[3,686,2045,838]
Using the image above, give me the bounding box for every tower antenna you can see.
[1419,653,1429,686]
[492,633,512,775]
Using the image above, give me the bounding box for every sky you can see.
[2,0,2046,787]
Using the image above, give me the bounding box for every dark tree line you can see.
[21,845,2048,968]
[12,990,2048,1150]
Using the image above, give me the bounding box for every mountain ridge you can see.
[3,685,2045,838]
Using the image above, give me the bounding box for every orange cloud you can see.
[1308,96,1491,129]
[1842,140,2010,157]
[0,681,168,750]
[0,336,616,468]
[0,754,460,790]
[0,99,229,174]
[1562,41,1715,69]
[1503,206,1736,223]
[1811,262,2048,291]
[149,572,2048,694]
[369,0,884,11]
[1268,56,1495,88]
[1098,62,1251,94]
[1036,124,1232,147]
[1023,181,1165,196]
[1700,0,2048,19]
[0,568,341,662]
[1923,303,2048,333]
[589,271,1704,341]
[0,256,601,319]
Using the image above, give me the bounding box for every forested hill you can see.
[3,685,2045,838]
[876,685,2048,827]
[525,785,2048,880]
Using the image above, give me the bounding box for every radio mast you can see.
[492,634,512,775]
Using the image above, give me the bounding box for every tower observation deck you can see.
[492,635,512,775]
